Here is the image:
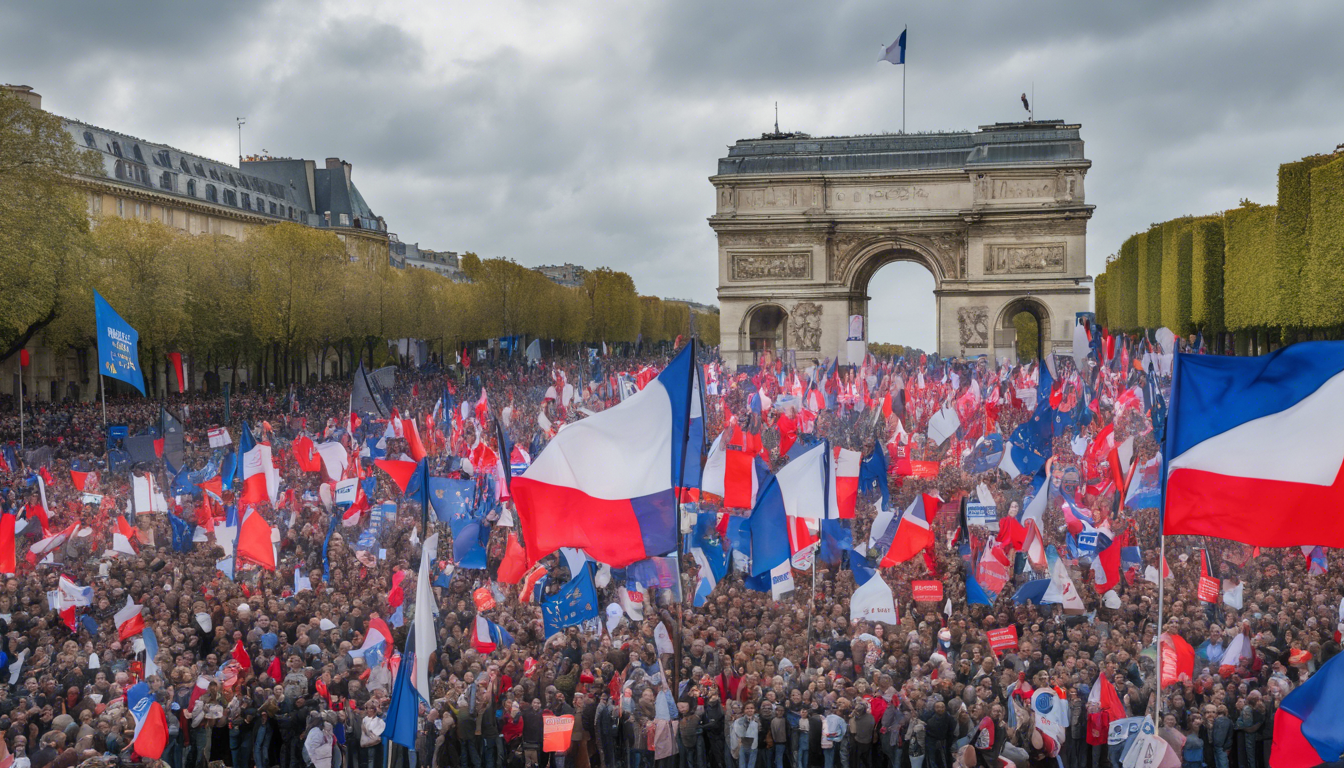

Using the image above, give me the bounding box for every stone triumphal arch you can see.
[711,120,1093,368]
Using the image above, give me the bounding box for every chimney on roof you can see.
[1,84,41,110]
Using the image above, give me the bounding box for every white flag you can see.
[850,572,898,625]
[769,559,795,602]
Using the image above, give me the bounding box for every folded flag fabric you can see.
[1166,343,1344,547]
[876,493,938,567]
[471,615,515,654]
[513,343,703,567]
[115,596,145,641]
[127,681,168,759]
[1272,651,1344,767]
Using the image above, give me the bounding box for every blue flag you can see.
[168,513,193,553]
[542,563,600,638]
[93,290,146,395]
[858,444,889,509]
[427,477,477,523]
[382,630,420,749]
[747,459,791,577]
[1012,578,1052,605]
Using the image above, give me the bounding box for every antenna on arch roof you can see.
[774,102,779,134]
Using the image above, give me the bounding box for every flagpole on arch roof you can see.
[902,26,907,134]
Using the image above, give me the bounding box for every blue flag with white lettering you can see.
[94,290,146,395]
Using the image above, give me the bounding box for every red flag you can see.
[1092,529,1129,595]
[236,508,276,571]
[374,459,420,494]
[1087,672,1127,721]
[293,436,322,473]
[232,640,251,674]
[168,352,186,393]
[130,698,169,759]
[497,532,529,584]
[387,570,407,609]
[1159,633,1195,688]
[18,350,29,368]
[402,419,428,462]
[70,470,91,491]
[0,511,16,576]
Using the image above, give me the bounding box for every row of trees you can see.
[37,218,718,390]
[1096,150,1344,353]
[0,89,718,391]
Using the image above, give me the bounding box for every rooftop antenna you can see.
[236,117,246,164]
[774,102,779,134]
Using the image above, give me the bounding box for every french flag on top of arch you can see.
[512,341,704,568]
[1165,343,1344,548]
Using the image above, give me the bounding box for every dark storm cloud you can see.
[4,0,1344,337]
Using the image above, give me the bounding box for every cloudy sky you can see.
[5,0,1342,348]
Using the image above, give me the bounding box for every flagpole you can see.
[901,25,907,134]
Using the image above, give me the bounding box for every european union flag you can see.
[428,477,477,523]
[542,563,599,638]
[94,290,146,395]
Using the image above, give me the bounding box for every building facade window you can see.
[132,144,145,163]
[116,199,124,217]
[205,184,218,202]
[241,193,251,210]
[180,158,192,174]
[194,163,206,176]
[83,131,96,148]
[269,201,277,215]
[111,141,122,157]
[159,171,173,190]
[223,189,237,206]
[154,150,171,167]
[187,179,196,197]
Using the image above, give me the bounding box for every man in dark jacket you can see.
[521,698,545,768]
[702,693,726,768]
[922,701,955,768]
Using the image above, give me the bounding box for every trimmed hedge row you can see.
[1099,151,1344,340]
[1224,204,1278,331]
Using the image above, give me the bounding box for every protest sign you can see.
[966,502,998,531]
[912,581,944,602]
[1197,576,1219,604]
[987,626,1019,654]
[543,715,574,752]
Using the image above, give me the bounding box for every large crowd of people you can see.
[0,338,1334,768]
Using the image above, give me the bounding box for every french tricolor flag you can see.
[1165,343,1344,548]
[877,493,939,567]
[115,596,145,641]
[237,423,280,507]
[471,615,515,654]
[701,430,760,510]
[513,342,703,567]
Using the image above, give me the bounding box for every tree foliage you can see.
[0,89,102,363]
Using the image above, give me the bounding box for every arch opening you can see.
[997,297,1050,363]
[856,256,937,354]
[743,304,787,365]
